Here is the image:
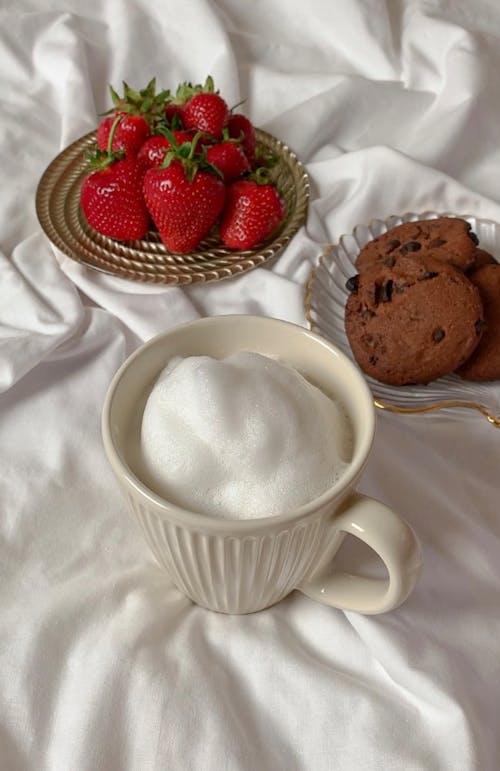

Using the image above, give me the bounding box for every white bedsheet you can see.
[1,1,500,769]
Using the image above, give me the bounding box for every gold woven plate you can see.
[36,129,310,285]
[305,211,500,427]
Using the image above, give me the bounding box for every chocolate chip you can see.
[361,309,375,320]
[418,270,439,281]
[369,355,378,365]
[380,280,393,303]
[433,328,445,342]
[346,275,359,293]
[374,280,393,304]
[383,256,396,267]
[386,239,401,253]
[429,238,446,248]
[475,319,485,336]
[468,231,479,245]
[400,241,421,253]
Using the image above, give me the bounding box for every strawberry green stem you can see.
[86,113,125,170]
[229,98,246,112]
[158,125,180,150]
[188,131,204,160]
[221,127,241,144]
[107,113,123,156]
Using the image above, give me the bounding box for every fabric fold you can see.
[0,235,84,393]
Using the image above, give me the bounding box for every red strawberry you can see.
[220,178,285,250]
[81,157,150,240]
[137,131,194,168]
[97,113,150,155]
[97,79,169,155]
[164,102,185,126]
[227,114,256,165]
[206,141,251,182]
[182,76,228,138]
[143,138,225,253]
[81,114,150,240]
[183,92,228,137]
[163,80,203,126]
[137,135,170,168]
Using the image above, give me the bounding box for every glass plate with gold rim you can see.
[35,128,310,285]
[305,211,500,427]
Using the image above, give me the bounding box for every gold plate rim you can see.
[36,128,310,285]
[305,211,500,428]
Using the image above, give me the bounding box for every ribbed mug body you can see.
[124,488,345,613]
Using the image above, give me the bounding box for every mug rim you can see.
[101,315,376,534]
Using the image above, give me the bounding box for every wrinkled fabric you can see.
[1,1,500,769]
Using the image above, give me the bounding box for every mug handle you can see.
[297,493,421,614]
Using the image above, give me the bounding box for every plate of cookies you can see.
[306,212,500,427]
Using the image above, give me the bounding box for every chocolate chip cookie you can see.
[345,255,484,386]
[457,264,500,381]
[466,247,497,274]
[355,217,478,273]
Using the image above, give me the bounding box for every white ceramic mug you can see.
[102,315,421,615]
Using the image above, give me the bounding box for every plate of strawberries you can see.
[36,77,310,285]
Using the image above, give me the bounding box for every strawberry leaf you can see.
[103,79,170,123]
[109,85,122,107]
[156,127,224,181]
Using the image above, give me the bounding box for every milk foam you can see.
[139,352,352,520]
